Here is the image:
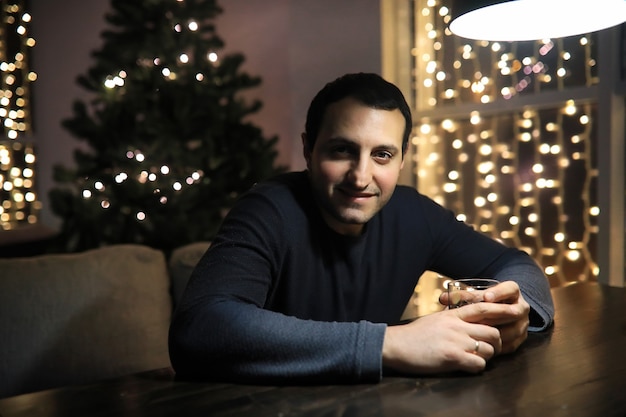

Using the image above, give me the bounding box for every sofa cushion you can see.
[168,241,211,309]
[0,244,172,398]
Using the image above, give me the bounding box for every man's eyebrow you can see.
[326,137,355,145]
[370,143,401,155]
[321,137,359,149]
[376,144,401,153]
[325,137,401,153]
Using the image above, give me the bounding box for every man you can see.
[169,73,554,383]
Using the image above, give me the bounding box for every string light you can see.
[80,142,207,222]
[411,0,599,287]
[0,1,39,230]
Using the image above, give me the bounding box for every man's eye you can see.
[331,146,352,155]
[374,151,393,160]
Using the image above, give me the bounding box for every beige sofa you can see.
[0,241,210,399]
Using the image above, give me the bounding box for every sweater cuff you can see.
[356,321,387,382]
[495,263,555,332]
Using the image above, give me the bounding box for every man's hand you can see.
[439,280,530,353]
[382,307,501,374]
[482,280,530,353]
[382,281,530,375]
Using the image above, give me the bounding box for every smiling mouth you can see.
[336,187,377,200]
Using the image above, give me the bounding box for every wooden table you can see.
[1,282,624,416]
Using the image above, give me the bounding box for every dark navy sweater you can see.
[169,171,554,383]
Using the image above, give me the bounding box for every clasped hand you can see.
[382,281,530,375]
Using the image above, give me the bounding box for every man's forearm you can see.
[169,299,386,383]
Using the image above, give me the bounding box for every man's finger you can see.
[483,281,520,303]
[452,301,518,323]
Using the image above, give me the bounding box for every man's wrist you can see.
[381,325,403,371]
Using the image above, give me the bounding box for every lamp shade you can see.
[448,0,626,41]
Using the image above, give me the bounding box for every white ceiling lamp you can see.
[448,0,626,41]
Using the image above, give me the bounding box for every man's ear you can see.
[400,142,408,169]
[301,133,311,169]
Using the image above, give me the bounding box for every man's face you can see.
[303,97,406,236]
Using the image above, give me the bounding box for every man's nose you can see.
[347,155,372,189]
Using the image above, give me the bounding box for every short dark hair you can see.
[304,73,412,154]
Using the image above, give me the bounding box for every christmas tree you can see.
[49,0,284,255]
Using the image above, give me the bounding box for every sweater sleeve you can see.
[169,299,386,383]
[493,262,554,332]
[416,192,555,332]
